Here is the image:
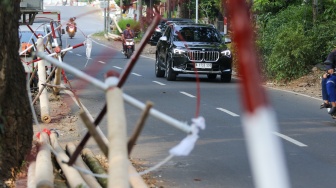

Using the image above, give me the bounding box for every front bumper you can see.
[171,54,232,74]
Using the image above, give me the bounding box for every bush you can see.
[117,19,141,37]
[256,4,336,82]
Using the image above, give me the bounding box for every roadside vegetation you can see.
[254,0,336,82]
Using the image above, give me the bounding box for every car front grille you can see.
[187,50,219,62]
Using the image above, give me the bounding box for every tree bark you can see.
[0,0,33,183]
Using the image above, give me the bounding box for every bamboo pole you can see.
[37,37,51,123]
[53,66,62,95]
[79,110,108,157]
[66,142,102,188]
[42,83,70,90]
[128,101,153,155]
[106,83,129,187]
[32,66,57,105]
[27,161,36,188]
[127,160,148,188]
[35,132,54,188]
[49,132,88,188]
[29,66,38,86]
[82,148,108,188]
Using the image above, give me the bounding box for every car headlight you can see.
[221,50,231,57]
[173,48,185,54]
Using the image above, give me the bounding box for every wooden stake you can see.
[79,110,108,157]
[32,66,57,105]
[128,101,153,156]
[53,66,62,95]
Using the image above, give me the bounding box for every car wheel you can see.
[207,74,217,80]
[221,73,232,83]
[166,57,176,81]
[155,56,165,77]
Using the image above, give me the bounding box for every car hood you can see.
[173,41,228,50]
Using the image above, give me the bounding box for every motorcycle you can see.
[66,24,76,39]
[62,0,67,6]
[124,38,135,59]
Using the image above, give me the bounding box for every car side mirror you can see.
[159,36,167,42]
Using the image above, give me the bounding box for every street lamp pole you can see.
[104,0,106,33]
[107,0,110,33]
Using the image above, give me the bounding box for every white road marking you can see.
[153,81,165,85]
[216,108,239,117]
[180,91,196,98]
[113,66,122,69]
[76,54,82,56]
[273,132,307,147]
[98,61,105,64]
[132,73,141,76]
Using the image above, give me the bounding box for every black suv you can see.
[148,18,195,46]
[155,23,232,82]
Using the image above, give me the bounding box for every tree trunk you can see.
[0,0,33,183]
[313,0,318,23]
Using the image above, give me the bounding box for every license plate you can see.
[195,63,212,69]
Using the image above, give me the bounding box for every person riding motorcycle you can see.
[320,49,336,116]
[66,17,76,31]
[121,23,134,53]
[322,65,336,118]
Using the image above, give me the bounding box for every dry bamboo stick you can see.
[66,142,102,188]
[42,83,70,90]
[32,66,56,104]
[53,66,62,95]
[127,160,148,188]
[82,148,108,187]
[35,132,54,188]
[128,101,153,156]
[29,66,38,85]
[79,110,108,157]
[49,132,88,187]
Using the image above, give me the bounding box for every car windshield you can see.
[174,26,222,43]
[19,30,45,43]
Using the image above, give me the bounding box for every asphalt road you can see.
[46,5,336,188]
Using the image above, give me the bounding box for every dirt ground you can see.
[7,36,324,187]
[265,67,324,100]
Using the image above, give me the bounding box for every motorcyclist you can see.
[320,49,336,112]
[66,17,76,30]
[324,65,336,118]
[121,23,134,53]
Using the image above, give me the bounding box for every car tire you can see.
[221,73,232,83]
[166,57,176,81]
[155,56,165,77]
[207,74,217,80]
